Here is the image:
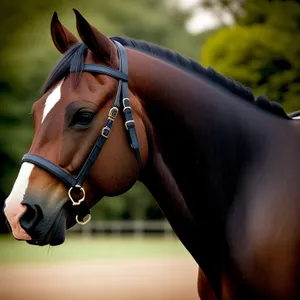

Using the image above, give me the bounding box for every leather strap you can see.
[82,64,128,82]
[22,153,77,187]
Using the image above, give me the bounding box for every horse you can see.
[4,10,300,299]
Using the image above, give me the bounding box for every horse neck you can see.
[126,49,300,297]
[128,49,256,213]
[127,49,266,284]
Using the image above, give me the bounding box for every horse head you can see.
[4,10,148,246]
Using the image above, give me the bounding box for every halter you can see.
[21,40,143,225]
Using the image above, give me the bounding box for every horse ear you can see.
[51,12,78,54]
[73,9,114,63]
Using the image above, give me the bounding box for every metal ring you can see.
[68,185,86,206]
[76,214,91,225]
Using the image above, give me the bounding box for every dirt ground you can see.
[0,257,199,300]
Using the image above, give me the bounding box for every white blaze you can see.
[41,81,63,123]
[4,81,63,241]
[4,162,34,240]
[5,162,34,207]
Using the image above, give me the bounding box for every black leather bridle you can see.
[21,40,143,225]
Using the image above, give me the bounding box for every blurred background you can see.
[0,0,300,299]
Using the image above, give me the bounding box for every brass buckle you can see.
[76,214,91,225]
[125,120,135,130]
[68,185,86,206]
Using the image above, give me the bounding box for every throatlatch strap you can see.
[122,97,143,170]
[115,41,143,172]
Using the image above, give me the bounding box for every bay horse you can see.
[4,10,300,299]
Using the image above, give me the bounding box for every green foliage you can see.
[201,0,300,113]
[91,182,160,220]
[200,0,244,20]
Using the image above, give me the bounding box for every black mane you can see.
[111,36,289,119]
[43,36,289,119]
[112,36,256,102]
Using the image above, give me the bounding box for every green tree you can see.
[201,0,300,112]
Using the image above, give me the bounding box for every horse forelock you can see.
[43,43,88,94]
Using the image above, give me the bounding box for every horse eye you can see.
[71,110,95,128]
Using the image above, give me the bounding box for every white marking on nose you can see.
[4,162,34,240]
[41,81,63,123]
[5,162,34,207]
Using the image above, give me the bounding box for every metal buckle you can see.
[76,214,91,225]
[125,120,135,130]
[68,185,86,206]
[123,106,131,113]
[101,126,111,138]
[123,98,131,113]
[122,97,130,106]
[109,107,119,119]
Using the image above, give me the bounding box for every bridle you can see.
[21,40,143,225]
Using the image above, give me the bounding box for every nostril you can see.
[19,204,43,233]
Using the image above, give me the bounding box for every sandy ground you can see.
[0,257,199,300]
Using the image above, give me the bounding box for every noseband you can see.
[21,40,143,225]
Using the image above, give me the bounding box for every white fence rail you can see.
[69,220,176,238]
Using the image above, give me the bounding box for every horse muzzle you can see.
[19,193,71,246]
